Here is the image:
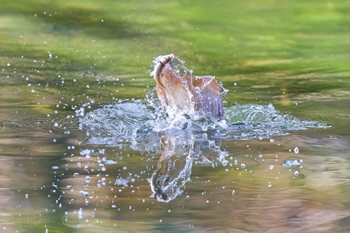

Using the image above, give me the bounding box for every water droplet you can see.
[282,159,302,168]
[293,147,299,154]
[78,208,83,219]
[99,164,106,171]
[115,178,129,186]
[267,182,272,188]
[80,149,93,157]
[79,191,89,196]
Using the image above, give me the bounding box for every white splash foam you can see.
[79,98,328,149]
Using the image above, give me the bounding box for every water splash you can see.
[222,103,328,140]
[78,95,329,202]
[77,57,329,202]
[79,98,328,149]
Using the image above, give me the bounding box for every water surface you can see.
[1,0,350,232]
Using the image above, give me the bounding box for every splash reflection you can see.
[150,133,226,202]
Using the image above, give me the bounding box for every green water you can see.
[1,0,350,232]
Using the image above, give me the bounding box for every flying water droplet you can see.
[293,147,299,154]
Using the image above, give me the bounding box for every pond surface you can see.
[1,0,350,232]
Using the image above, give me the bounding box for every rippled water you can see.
[1,0,350,232]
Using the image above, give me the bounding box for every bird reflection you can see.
[149,54,227,202]
[149,132,226,202]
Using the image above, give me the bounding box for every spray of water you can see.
[79,98,328,148]
[78,56,329,202]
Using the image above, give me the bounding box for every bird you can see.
[152,54,224,118]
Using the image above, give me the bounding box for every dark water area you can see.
[1,0,350,232]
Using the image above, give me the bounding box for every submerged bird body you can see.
[153,54,224,118]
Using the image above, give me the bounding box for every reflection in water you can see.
[150,133,226,202]
[79,96,327,202]
[0,127,68,232]
[150,135,195,202]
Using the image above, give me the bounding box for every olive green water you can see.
[1,0,350,232]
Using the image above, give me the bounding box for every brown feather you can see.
[154,54,224,118]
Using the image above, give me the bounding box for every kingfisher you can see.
[152,54,224,118]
